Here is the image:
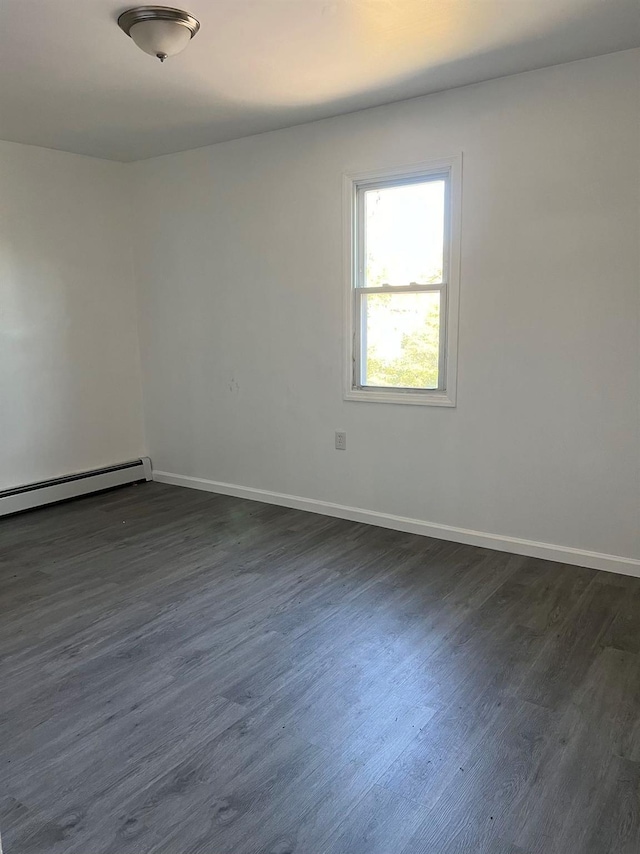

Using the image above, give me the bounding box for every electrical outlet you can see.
[335,431,347,451]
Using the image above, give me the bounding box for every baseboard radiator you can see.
[0,457,152,517]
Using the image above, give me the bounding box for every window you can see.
[344,156,461,406]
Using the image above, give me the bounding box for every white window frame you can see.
[343,155,462,407]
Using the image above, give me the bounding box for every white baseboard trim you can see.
[152,470,640,578]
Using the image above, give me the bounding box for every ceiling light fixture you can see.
[118,6,200,63]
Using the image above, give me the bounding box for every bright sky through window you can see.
[364,180,445,288]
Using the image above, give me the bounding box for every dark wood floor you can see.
[2,483,640,853]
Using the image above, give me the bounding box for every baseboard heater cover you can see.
[0,457,152,517]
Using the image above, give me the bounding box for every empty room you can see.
[1,1,640,852]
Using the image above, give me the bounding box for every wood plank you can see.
[2,482,640,854]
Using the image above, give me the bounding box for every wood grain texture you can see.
[1,482,640,853]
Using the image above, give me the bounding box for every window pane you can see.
[362,291,441,389]
[364,180,445,287]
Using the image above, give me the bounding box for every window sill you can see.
[344,388,456,407]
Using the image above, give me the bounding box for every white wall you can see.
[131,50,640,564]
[0,141,145,489]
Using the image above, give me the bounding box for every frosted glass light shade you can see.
[118,8,200,62]
[129,19,192,59]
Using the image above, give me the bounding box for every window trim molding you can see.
[342,155,462,407]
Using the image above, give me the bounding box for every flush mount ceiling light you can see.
[118,6,200,62]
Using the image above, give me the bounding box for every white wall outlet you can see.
[335,431,347,450]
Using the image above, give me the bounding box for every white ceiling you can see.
[1,0,639,161]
